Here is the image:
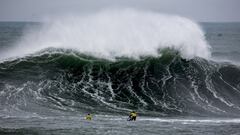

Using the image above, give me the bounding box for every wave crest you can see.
[1,9,211,60]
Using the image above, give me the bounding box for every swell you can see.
[1,49,240,117]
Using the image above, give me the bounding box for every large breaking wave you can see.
[1,10,240,117]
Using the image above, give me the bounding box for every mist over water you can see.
[0,9,211,60]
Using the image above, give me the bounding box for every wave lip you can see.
[1,9,211,60]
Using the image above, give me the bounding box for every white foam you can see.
[140,118,240,124]
[1,9,211,60]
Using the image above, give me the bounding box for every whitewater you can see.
[1,9,240,135]
[0,9,211,60]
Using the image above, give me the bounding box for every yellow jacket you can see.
[131,112,137,117]
[85,114,92,120]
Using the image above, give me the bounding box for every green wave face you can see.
[1,49,240,117]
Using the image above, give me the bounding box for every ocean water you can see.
[0,10,240,135]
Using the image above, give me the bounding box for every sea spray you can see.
[0,9,211,60]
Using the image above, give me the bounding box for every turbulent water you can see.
[1,10,240,135]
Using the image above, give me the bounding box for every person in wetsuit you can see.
[85,113,92,120]
[128,111,137,121]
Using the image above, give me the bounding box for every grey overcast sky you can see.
[0,0,239,22]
